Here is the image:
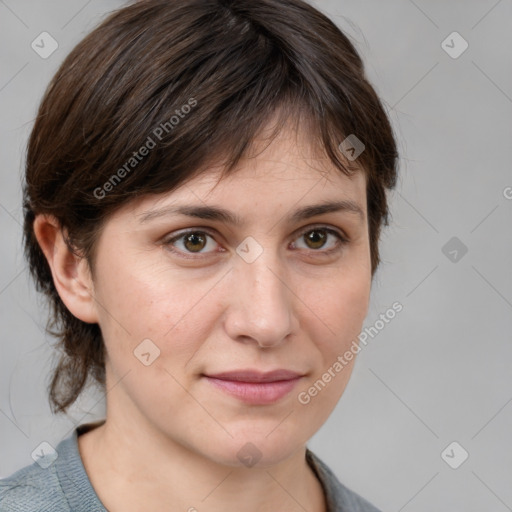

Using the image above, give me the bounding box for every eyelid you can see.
[295,223,349,242]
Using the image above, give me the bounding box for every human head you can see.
[23,0,398,417]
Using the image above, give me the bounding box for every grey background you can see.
[1,1,511,510]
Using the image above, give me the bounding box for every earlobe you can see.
[33,214,99,324]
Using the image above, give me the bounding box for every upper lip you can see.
[204,369,304,383]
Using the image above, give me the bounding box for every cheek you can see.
[294,263,370,413]
[301,265,370,355]
[92,254,221,369]
[293,276,369,433]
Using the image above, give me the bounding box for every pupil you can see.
[307,230,326,249]
[185,232,205,252]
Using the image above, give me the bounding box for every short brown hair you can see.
[23,0,399,414]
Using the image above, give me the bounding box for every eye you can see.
[163,225,348,259]
[291,225,348,253]
[163,229,221,258]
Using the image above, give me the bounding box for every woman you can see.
[0,0,398,510]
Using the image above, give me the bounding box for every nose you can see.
[223,252,296,349]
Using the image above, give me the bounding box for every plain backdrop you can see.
[1,1,511,511]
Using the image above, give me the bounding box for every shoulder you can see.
[0,459,69,512]
[306,449,383,512]
[1,423,107,512]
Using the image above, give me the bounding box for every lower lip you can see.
[204,376,301,405]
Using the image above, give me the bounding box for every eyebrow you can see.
[138,199,365,225]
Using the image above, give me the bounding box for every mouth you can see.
[202,369,305,405]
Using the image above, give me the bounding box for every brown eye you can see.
[164,230,219,257]
[303,229,328,249]
[292,226,347,253]
[183,232,207,252]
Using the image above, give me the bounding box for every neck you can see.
[78,414,327,512]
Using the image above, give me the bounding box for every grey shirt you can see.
[0,423,382,512]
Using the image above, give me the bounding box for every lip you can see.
[203,369,304,405]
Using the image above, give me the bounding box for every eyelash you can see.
[162,225,349,260]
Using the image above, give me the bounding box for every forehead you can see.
[123,121,367,222]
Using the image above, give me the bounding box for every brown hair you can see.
[23,0,399,414]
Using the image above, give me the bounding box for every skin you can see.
[34,120,372,512]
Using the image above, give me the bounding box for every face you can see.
[88,124,372,467]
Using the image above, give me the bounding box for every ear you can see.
[33,214,99,324]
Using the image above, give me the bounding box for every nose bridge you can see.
[226,244,294,347]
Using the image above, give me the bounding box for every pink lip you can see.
[203,369,304,405]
